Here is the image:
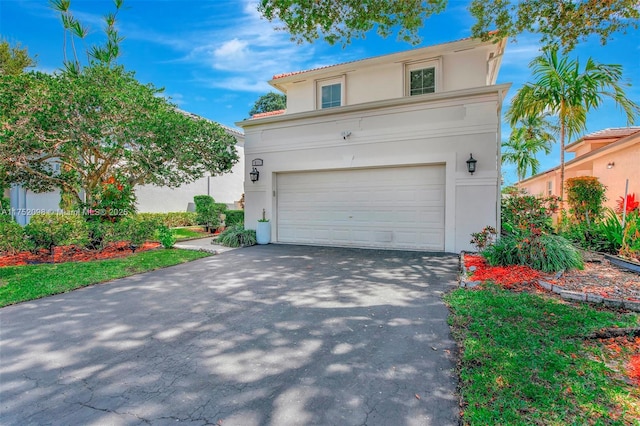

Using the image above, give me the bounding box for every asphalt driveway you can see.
[0,244,460,425]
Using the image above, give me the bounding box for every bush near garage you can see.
[476,191,582,274]
[216,225,256,247]
[224,210,244,226]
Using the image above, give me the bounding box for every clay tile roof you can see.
[583,127,640,140]
[252,109,286,119]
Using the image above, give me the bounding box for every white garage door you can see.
[276,165,445,250]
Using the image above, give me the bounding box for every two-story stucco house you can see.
[517,127,640,210]
[237,37,510,253]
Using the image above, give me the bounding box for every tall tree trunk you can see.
[560,123,565,205]
[558,101,566,225]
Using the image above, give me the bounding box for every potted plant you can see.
[256,208,270,245]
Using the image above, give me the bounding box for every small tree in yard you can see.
[0,0,238,212]
[194,195,219,230]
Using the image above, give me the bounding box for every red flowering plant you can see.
[85,174,136,223]
[617,193,639,214]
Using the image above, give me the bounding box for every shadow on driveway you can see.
[0,244,460,425]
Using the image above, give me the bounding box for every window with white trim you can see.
[316,76,345,109]
[406,59,441,96]
[547,180,553,196]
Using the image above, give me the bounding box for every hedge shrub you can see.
[0,221,33,255]
[225,210,244,226]
[25,214,89,252]
[136,212,198,228]
[117,215,159,248]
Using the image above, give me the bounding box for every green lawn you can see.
[0,249,211,307]
[445,285,640,425]
[171,227,208,241]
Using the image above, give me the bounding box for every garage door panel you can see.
[277,166,445,250]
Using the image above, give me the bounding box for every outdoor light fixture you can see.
[607,162,615,169]
[250,158,263,183]
[466,153,477,175]
[249,167,260,183]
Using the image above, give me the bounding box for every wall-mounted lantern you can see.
[466,154,477,175]
[250,158,263,183]
[607,162,615,169]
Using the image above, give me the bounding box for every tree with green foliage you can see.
[0,41,36,75]
[502,114,557,182]
[258,0,639,50]
[0,40,37,202]
[249,92,287,117]
[0,0,238,210]
[507,48,639,205]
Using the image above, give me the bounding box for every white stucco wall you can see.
[9,187,63,225]
[240,85,508,253]
[281,42,497,115]
[135,143,245,212]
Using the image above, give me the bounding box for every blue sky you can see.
[2,0,639,185]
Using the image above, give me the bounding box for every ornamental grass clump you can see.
[482,232,583,273]
[216,225,256,248]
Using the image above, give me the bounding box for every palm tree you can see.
[502,114,557,182]
[507,48,639,205]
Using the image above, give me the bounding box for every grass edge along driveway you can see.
[0,249,211,308]
[445,284,640,425]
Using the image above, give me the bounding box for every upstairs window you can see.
[321,83,341,108]
[406,58,441,96]
[409,67,435,95]
[317,76,345,109]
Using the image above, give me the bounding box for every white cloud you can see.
[121,0,319,93]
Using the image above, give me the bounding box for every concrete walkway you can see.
[0,245,460,425]
[174,236,237,255]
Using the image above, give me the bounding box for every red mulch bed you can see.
[465,253,640,300]
[0,241,161,267]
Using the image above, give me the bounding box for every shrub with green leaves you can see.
[560,220,615,253]
[620,210,640,261]
[136,212,198,228]
[501,193,558,237]
[216,225,256,248]
[117,215,159,248]
[482,233,583,273]
[0,194,11,223]
[86,220,122,250]
[470,226,497,251]
[25,213,89,253]
[565,176,606,226]
[0,221,33,255]
[157,224,177,249]
[225,210,244,226]
[194,195,219,228]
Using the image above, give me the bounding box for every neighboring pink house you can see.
[517,127,640,210]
